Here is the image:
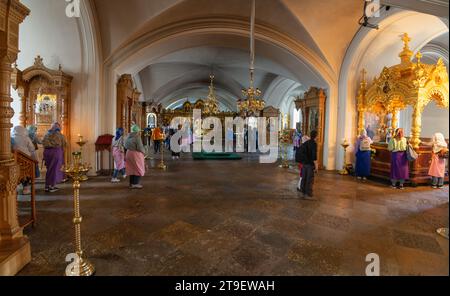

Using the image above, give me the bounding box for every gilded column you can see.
[410,102,423,149]
[357,69,367,132]
[391,110,398,130]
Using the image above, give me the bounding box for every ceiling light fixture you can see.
[237,0,265,117]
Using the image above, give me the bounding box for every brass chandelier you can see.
[237,0,265,116]
[203,74,220,114]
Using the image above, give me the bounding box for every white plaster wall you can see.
[12,0,100,173]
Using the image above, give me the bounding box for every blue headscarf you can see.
[48,122,61,135]
[115,127,124,140]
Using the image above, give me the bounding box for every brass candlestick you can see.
[279,143,289,169]
[76,135,89,181]
[64,152,95,276]
[278,130,291,169]
[157,141,167,170]
[339,139,350,175]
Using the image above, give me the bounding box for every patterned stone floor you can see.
[18,153,449,276]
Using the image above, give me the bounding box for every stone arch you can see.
[337,8,449,165]
[101,18,339,168]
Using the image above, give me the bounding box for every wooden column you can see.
[0,0,31,276]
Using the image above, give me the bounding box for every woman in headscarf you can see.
[42,122,66,193]
[124,125,146,189]
[111,127,127,183]
[27,125,41,179]
[27,125,41,150]
[388,128,409,189]
[354,129,373,181]
[12,126,38,195]
[428,133,448,189]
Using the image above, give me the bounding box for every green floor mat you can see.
[192,152,243,160]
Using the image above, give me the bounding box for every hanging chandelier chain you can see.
[238,0,265,116]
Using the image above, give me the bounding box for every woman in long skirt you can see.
[388,128,409,190]
[355,129,373,181]
[42,123,66,193]
[428,132,448,189]
[125,125,146,189]
[111,127,126,183]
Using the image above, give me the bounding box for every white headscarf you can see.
[432,133,448,154]
[359,129,368,139]
[12,126,28,137]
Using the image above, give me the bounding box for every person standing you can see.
[111,128,127,183]
[143,125,153,159]
[12,126,38,195]
[125,125,146,189]
[42,122,66,193]
[388,128,409,190]
[152,125,164,154]
[355,129,373,181]
[27,125,41,150]
[295,132,308,191]
[427,132,448,189]
[299,130,318,200]
[27,125,42,179]
[293,129,302,151]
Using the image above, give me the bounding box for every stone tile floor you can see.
[18,153,449,276]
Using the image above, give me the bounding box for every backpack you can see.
[360,137,372,151]
[295,142,307,163]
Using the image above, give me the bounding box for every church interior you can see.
[0,0,449,276]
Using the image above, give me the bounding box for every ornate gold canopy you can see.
[357,33,449,148]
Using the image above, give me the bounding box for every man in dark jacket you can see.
[299,130,319,200]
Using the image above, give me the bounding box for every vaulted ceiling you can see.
[90,0,449,110]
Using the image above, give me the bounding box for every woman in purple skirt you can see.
[42,123,67,193]
[388,128,409,190]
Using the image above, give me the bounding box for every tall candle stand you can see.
[339,139,350,175]
[157,141,167,170]
[278,143,290,169]
[64,152,95,276]
[76,134,89,181]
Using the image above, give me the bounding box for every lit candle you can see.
[78,134,83,142]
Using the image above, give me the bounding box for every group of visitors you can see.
[110,124,186,189]
[294,126,448,199]
[12,122,66,194]
[354,127,448,190]
[111,125,146,189]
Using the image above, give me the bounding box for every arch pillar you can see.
[0,0,31,276]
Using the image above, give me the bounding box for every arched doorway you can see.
[147,113,158,129]
[101,18,338,169]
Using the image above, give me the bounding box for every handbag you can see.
[406,141,418,161]
[438,148,449,159]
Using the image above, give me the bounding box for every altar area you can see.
[357,33,449,185]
